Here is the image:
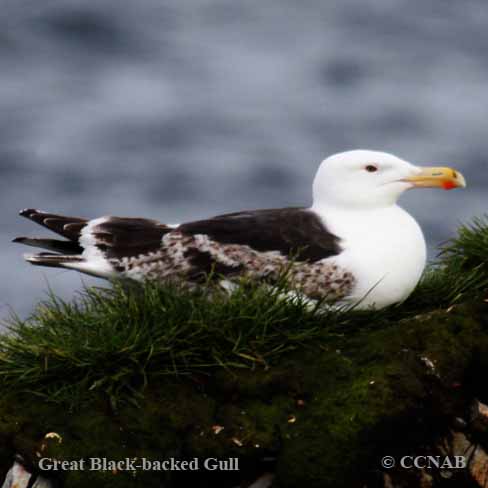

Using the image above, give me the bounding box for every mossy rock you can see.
[3,218,488,487]
[1,300,488,487]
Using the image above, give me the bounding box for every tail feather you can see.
[19,208,87,240]
[24,252,84,268]
[15,209,171,279]
[12,237,83,254]
[16,209,100,275]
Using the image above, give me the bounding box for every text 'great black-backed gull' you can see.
[14,150,466,310]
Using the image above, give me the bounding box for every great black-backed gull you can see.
[13,150,466,310]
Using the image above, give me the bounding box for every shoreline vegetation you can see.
[1,217,488,487]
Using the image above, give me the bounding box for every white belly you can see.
[315,205,427,309]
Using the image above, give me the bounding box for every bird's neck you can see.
[310,203,420,245]
[311,202,403,219]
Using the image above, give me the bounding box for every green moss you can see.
[2,218,488,486]
[4,302,487,486]
[275,305,488,487]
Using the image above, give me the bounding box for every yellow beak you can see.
[403,167,467,190]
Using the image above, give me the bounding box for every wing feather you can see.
[178,207,341,262]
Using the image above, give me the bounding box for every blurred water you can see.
[1,0,487,321]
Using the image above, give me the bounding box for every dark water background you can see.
[1,0,487,321]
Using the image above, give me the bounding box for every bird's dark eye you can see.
[365,165,378,173]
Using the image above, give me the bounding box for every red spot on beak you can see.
[443,181,457,190]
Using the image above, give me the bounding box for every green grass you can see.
[1,216,488,406]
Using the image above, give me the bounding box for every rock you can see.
[419,470,434,488]
[1,460,54,488]
[2,300,488,487]
[470,400,488,432]
[451,417,468,431]
[469,445,488,487]
[437,431,488,487]
[444,431,473,457]
[248,473,275,488]
[383,473,394,488]
[1,461,31,488]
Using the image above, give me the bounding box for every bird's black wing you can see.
[178,207,342,262]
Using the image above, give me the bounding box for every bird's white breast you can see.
[313,205,427,309]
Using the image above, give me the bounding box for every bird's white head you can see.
[312,150,466,210]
